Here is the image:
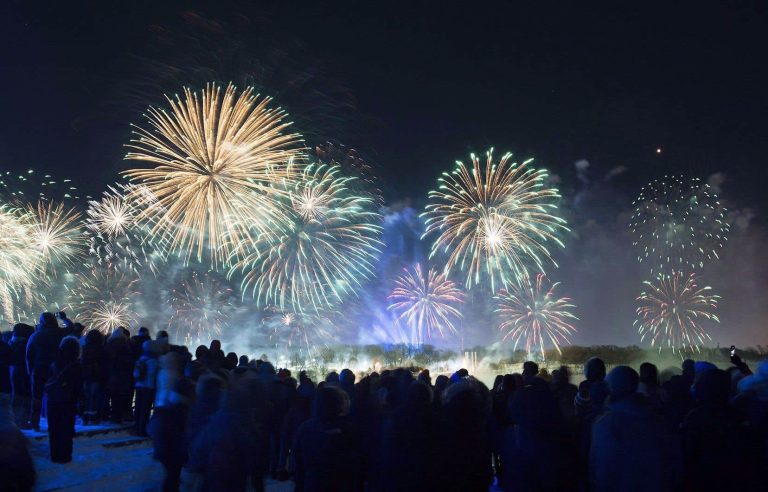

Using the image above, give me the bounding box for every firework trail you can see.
[233,163,382,313]
[423,148,567,291]
[85,184,161,276]
[68,268,139,333]
[630,175,729,274]
[495,273,577,359]
[25,201,85,275]
[124,83,303,267]
[168,270,236,346]
[634,271,719,354]
[0,204,40,324]
[388,264,464,344]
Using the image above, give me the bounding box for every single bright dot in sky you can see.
[656,148,662,154]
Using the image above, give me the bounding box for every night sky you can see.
[2,1,767,346]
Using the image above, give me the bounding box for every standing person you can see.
[155,351,184,408]
[0,394,36,490]
[104,328,133,423]
[44,336,83,463]
[80,329,106,425]
[25,313,61,431]
[9,324,34,426]
[148,378,195,492]
[133,341,159,437]
[590,366,675,492]
[291,385,361,492]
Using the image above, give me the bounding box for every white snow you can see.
[25,419,294,492]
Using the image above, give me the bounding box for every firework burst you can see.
[233,163,381,313]
[85,184,160,275]
[124,83,303,266]
[495,273,577,359]
[630,176,729,274]
[25,201,85,275]
[634,271,719,354]
[387,264,465,344]
[0,204,40,323]
[263,310,334,350]
[168,270,236,346]
[68,268,139,333]
[423,148,567,291]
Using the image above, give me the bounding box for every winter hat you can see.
[38,312,57,330]
[258,361,276,376]
[314,385,350,420]
[606,365,639,398]
[339,368,356,385]
[692,368,729,405]
[407,380,433,406]
[297,381,316,399]
[522,361,539,377]
[325,371,340,383]
[58,336,81,363]
[584,357,607,382]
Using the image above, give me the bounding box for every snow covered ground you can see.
[25,419,294,492]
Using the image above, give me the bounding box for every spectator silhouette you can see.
[80,329,106,425]
[44,336,83,463]
[590,365,675,491]
[25,312,61,430]
[9,323,33,426]
[149,377,195,492]
[0,394,35,491]
[292,385,361,492]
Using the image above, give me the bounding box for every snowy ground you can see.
[25,419,294,492]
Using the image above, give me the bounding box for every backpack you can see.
[134,357,148,381]
[44,362,75,402]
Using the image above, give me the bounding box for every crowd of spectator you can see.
[1,311,767,491]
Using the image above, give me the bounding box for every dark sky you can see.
[2,1,767,206]
[2,1,768,346]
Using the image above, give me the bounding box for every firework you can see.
[0,204,40,323]
[68,268,139,333]
[24,201,85,275]
[263,310,334,350]
[423,149,567,291]
[0,169,83,202]
[634,271,719,353]
[124,83,303,266]
[168,270,236,346]
[630,176,729,274]
[85,184,160,275]
[233,163,382,313]
[495,273,577,358]
[388,264,464,344]
[315,142,384,205]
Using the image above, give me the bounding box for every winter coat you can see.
[133,355,159,390]
[9,324,33,368]
[379,402,437,491]
[25,322,61,374]
[155,352,183,408]
[502,382,564,491]
[45,359,84,404]
[104,332,133,395]
[590,394,676,492]
[292,417,361,492]
[80,333,106,384]
[188,404,260,492]
[148,403,189,467]
[0,396,35,491]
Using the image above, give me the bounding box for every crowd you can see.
[1,311,767,491]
